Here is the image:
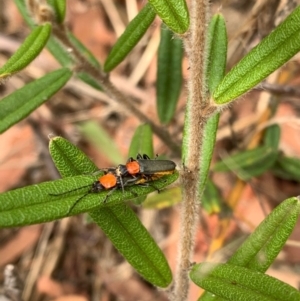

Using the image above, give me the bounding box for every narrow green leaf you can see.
[274,155,300,181]
[200,197,300,300]
[128,124,154,158]
[236,153,278,180]
[272,154,300,181]
[198,14,227,196]
[199,114,220,195]
[89,204,172,287]
[148,0,189,34]
[0,68,72,133]
[263,124,281,149]
[78,120,124,165]
[229,197,300,271]
[47,0,66,23]
[213,145,278,180]
[0,173,179,227]
[213,6,300,104]
[157,25,183,124]
[14,0,74,67]
[49,136,98,177]
[206,14,227,94]
[271,163,296,181]
[104,4,156,72]
[191,262,300,301]
[0,175,110,227]
[0,24,52,79]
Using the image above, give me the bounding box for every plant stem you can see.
[173,0,210,300]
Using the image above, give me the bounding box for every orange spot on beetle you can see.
[99,173,117,189]
[126,161,140,175]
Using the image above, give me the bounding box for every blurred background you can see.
[0,0,300,300]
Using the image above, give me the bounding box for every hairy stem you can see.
[173,0,210,300]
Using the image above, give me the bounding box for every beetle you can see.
[51,154,176,213]
[117,154,176,179]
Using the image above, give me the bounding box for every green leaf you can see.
[14,0,74,67]
[49,136,98,177]
[104,4,156,72]
[0,173,179,227]
[199,114,220,195]
[0,24,52,79]
[211,128,280,180]
[271,163,296,181]
[228,197,300,271]
[214,126,280,179]
[47,0,66,23]
[148,0,189,34]
[157,25,183,124]
[198,14,227,196]
[128,124,154,158]
[191,262,300,301]
[89,204,172,287]
[78,120,124,165]
[213,145,278,180]
[0,175,111,227]
[0,68,72,133]
[272,155,300,181]
[213,6,300,104]
[200,197,300,300]
[206,14,227,94]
